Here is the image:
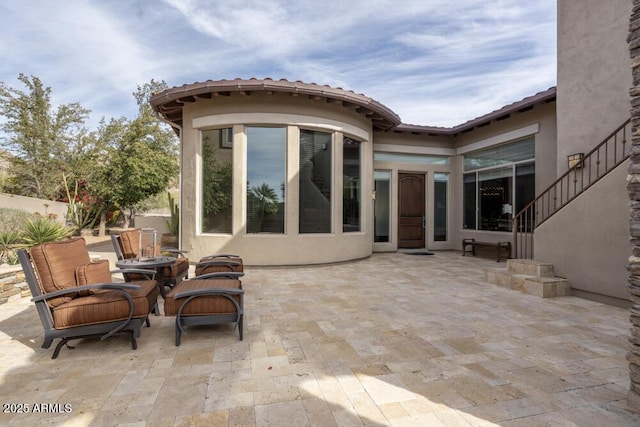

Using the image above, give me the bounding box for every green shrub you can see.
[0,208,33,234]
[21,216,72,246]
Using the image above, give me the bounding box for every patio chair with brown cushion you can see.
[111,228,189,290]
[194,254,244,276]
[18,238,159,359]
[164,272,244,346]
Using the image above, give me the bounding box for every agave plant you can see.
[0,231,22,264]
[21,216,72,247]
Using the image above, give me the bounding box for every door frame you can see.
[397,172,427,249]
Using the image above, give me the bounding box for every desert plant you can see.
[0,230,22,264]
[166,191,179,235]
[21,216,72,246]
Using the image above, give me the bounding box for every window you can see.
[299,129,332,233]
[374,152,448,165]
[374,170,391,242]
[433,173,448,241]
[479,167,512,231]
[343,137,361,232]
[246,127,286,233]
[201,128,233,233]
[463,138,535,232]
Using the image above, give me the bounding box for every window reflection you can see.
[374,170,390,242]
[201,128,233,233]
[246,127,286,233]
[299,130,332,233]
[434,173,448,241]
[343,137,361,232]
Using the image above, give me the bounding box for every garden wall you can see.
[0,193,68,224]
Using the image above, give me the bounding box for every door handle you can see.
[422,215,426,229]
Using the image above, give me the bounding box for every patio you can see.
[0,245,638,426]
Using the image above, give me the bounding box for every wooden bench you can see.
[462,238,511,262]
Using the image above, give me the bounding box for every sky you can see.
[0,0,556,130]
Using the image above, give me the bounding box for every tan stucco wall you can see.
[179,93,374,265]
[557,0,632,176]
[535,0,632,304]
[535,161,629,305]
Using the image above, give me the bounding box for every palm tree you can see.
[247,183,279,232]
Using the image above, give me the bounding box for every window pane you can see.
[201,128,233,233]
[463,173,476,229]
[479,167,513,231]
[464,138,534,171]
[247,127,286,233]
[433,173,448,241]
[516,162,535,232]
[343,137,361,232]
[374,170,390,242]
[374,152,448,165]
[299,129,332,233]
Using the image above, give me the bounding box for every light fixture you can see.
[568,153,584,169]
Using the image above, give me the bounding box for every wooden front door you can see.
[398,173,425,248]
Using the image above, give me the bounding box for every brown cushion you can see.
[118,229,140,259]
[52,280,159,329]
[75,260,112,296]
[125,257,189,282]
[195,257,243,276]
[29,238,91,307]
[164,279,242,316]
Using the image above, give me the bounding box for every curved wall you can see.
[180,93,374,265]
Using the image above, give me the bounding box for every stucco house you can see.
[149,0,631,307]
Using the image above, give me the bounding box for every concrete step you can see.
[484,265,570,298]
[524,276,571,298]
[506,259,554,277]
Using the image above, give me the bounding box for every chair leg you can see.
[52,338,73,359]
[238,315,244,341]
[130,331,138,350]
[175,327,182,346]
[42,337,54,349]
[145,316,151,327]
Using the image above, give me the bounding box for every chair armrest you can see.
[200,253,240,261]
[173,287,244,299]
[193,272,245,280]
[161,247,188,257]
[111,268,156,275]
[196,260,242,269]
[31,283,141,302]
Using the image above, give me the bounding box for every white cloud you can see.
[0,0,556,128]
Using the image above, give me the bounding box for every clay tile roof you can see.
[150,78,402,131]
[449,87,557,134]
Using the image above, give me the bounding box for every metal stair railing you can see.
[512,118,631,259]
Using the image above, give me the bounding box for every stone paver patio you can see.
[1,248,639,426]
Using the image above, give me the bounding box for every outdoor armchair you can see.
[111,228,189,290]
[18,237,159,359]
[194,254,244,276]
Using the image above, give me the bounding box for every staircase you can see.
[485,259,570,298]
[512,118,631,258]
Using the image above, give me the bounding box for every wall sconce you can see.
[568,153,584,169]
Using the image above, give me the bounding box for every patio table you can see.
[115,256,176,299]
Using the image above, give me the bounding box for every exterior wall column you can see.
[627,0,640,410]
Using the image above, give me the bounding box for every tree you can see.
[95,80,179,228]
[0,74,90,199]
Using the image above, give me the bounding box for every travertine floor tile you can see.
[1,251,639,426]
